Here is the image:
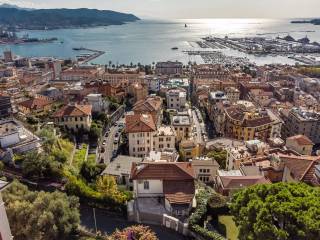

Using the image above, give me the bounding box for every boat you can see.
[72,47,84,51]
[171,47,179,50]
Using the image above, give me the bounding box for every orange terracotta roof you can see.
[220,176,270,189]
[279,154,320,185]
[163,180,195,204]
[131,162,195,180]
[53,104,92,117]
[18,98,52,110]
[133,97,162,113]
[287,135,314,146]
[125,114,156,133]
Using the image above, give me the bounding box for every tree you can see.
[21,151,63,180]
[22,151,51,179]
[207,149,227,169]
[230,183,320,240]
[107,225,158,240]
[3,180,80,240]
[80,161,106,183]
[89,123,102,141]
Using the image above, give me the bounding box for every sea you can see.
[1,18,320,65]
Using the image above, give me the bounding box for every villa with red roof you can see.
[53,104,92,132]
[130,162,195,219]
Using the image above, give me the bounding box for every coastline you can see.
[12,20,141,31]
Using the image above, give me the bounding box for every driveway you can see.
[80,206,189,240]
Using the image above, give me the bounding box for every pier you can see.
[73,47,105,64]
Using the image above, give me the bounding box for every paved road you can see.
[80,206,189,240]
[99,117,125,164]
[192,109,204,144]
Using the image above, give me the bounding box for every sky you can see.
[1,0,320,19]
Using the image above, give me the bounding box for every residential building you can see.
[224,104,280,141]
[3,50,13,63]
[60,66,103,82]
[144,150,179,163]
[145,76,161,92]
[126,114,156,157]
[130,83,148,103]
[155,61,183,75]
[166,88,187,111]
[0,180,13,240]
[0,119,41,155]
[226,140,270,170]
[179,140,203,160]
[286,135,314,155]
[85,93,109,113]
[0,96,12,119]
[225,87,240,103]
[171,114,192,142]
[48,60,62,80]
[281,155,320,186]
[40,87,63,101]
[153,126,176,151]
[102,155,143,189]
[53,104,92,132]
[133,96,162,126]
[280,108,320,144]
[161,78,190,97]
[191,157,220,183]
[17,97,53,114]
[102,68,144,87]
[130,162,195,218]
[216,170,270,196]
[192,64,230,80]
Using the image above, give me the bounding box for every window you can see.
[144,181,149,190]
[133,147,135,152]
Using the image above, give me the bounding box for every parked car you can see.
[114,139,119,144]
[102,140,106,145]
[112,150,118,159]
[115,133,119,138]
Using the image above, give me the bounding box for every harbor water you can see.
[1,18,320,65]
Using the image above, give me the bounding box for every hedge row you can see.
[188,188,226,240]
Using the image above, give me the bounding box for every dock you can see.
[73,47,105,64]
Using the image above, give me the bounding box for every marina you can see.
[190,35,320,65]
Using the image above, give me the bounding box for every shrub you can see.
[64,171,129,213]
[107,225,158,240]
[207,192,229,216]
[188,188,226,240]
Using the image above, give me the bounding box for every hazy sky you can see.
[2,0,320,19]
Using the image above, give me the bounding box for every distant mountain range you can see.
[291,19,320,25]
[0,3,32,10]
[0,5,140,30]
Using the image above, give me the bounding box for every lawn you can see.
[87,154,97,164]
[57,138,74,162]
[218,215,239,240]
[73,144,88,172]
